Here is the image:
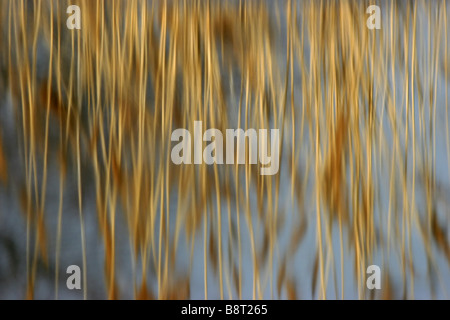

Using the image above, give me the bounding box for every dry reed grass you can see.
[0,0,449,300]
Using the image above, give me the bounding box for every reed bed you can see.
[0,0,449,299]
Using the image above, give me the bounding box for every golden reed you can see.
[0,0,449,300]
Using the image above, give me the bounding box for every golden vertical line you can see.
[408,1,417,299]
[27,0,41,299]
[54,0,64,300]
[76,7,87,299]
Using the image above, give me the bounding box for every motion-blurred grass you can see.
[0,0,449,300]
